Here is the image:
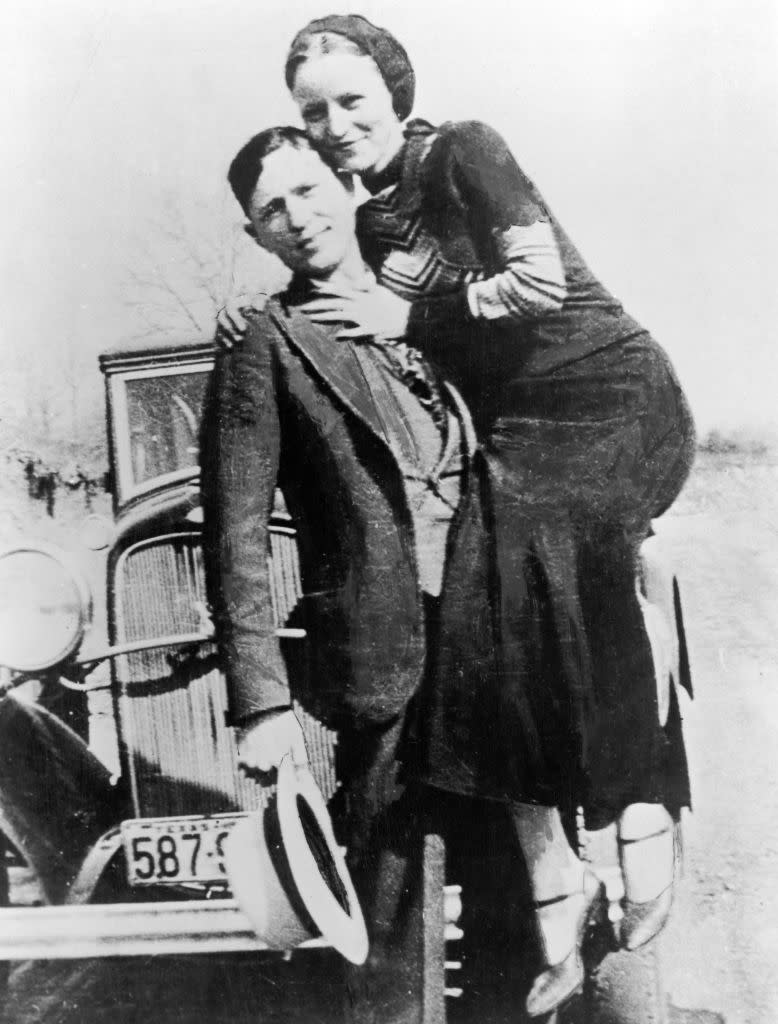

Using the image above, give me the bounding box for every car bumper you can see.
[0,899,326,960]
[0,892,464,961]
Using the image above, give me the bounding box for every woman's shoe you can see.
[525,869,605,1018]
[621,884,673,951]
[618,803,676,950]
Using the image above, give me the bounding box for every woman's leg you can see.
[576,335,695,821]
[513,802,583,911]
[617,801,676,950]
[492,338,695,974]
[513,802,603,1017]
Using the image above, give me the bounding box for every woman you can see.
[277,14,695,1016]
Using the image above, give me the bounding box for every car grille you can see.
[113,530,337,818]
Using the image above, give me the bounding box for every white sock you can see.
[618,803,674,904]
[534,890,587,966]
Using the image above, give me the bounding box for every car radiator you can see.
[113,529,337,818]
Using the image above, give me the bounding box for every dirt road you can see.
[656,452,778,1024]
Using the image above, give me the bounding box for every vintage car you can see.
[0,340,676,1024]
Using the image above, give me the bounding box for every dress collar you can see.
[361,144,405,195]
[361,118,436,195]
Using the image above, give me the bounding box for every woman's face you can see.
[291,53,404,176]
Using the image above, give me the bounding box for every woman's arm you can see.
[467,221,566,320]
[298,123,566,346]
[407,120,566,337]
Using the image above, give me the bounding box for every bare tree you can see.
[122,189,287,343]
[2,187,286,497]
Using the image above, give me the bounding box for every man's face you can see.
[247,144,356,277]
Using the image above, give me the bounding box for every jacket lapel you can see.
[267,301,394,454]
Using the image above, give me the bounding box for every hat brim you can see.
[276,756,369,965]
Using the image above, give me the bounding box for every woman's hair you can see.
[285,14,415,121]
[286,30,365,77]
[228,126,311,216]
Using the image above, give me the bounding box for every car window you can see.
[111,362,212,502]
[125,372,209,486]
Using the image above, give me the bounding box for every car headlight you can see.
[0,545,92,672]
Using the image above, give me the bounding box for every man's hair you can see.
[228,126,312,217]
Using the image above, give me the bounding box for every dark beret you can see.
[285,14,415,121]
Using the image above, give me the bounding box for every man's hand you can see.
[299,282,411,342]
[236,708,308,775]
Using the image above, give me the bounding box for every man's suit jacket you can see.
[200,298,545,811]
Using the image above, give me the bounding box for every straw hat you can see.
[224,756,368,965]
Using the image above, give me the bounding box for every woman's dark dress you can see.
[357,119,695,826]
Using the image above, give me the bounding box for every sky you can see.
[1,0,777,437]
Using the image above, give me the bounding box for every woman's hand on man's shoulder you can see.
[216,294,269,351]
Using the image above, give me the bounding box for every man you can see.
[200,126,533,1023]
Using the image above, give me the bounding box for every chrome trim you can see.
[76,628,307,669]
[0,900,325,960]
[1,886,465,960]
[0,542,92,672]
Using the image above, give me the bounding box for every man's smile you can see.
[330,138,362,153]
[297,225,331,252]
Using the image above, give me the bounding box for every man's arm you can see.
[200,312,306,767]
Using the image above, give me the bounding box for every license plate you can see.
[121,813,249,886]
